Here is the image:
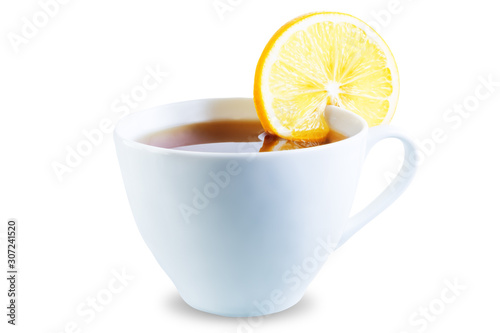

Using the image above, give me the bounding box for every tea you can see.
[139,120,346,153]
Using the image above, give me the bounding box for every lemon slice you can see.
[254,12,399,141]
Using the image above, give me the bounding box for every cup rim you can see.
[113,97,368,157]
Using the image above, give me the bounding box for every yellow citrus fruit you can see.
[254,12,399,141]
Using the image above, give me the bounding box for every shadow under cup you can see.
[114,98,409,317]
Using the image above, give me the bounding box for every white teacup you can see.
[114,98,417,317]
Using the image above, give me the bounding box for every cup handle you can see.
[336,125,418,248]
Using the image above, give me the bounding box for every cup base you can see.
[179,292,304,317]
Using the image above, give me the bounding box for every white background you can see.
[1,0,499,332]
